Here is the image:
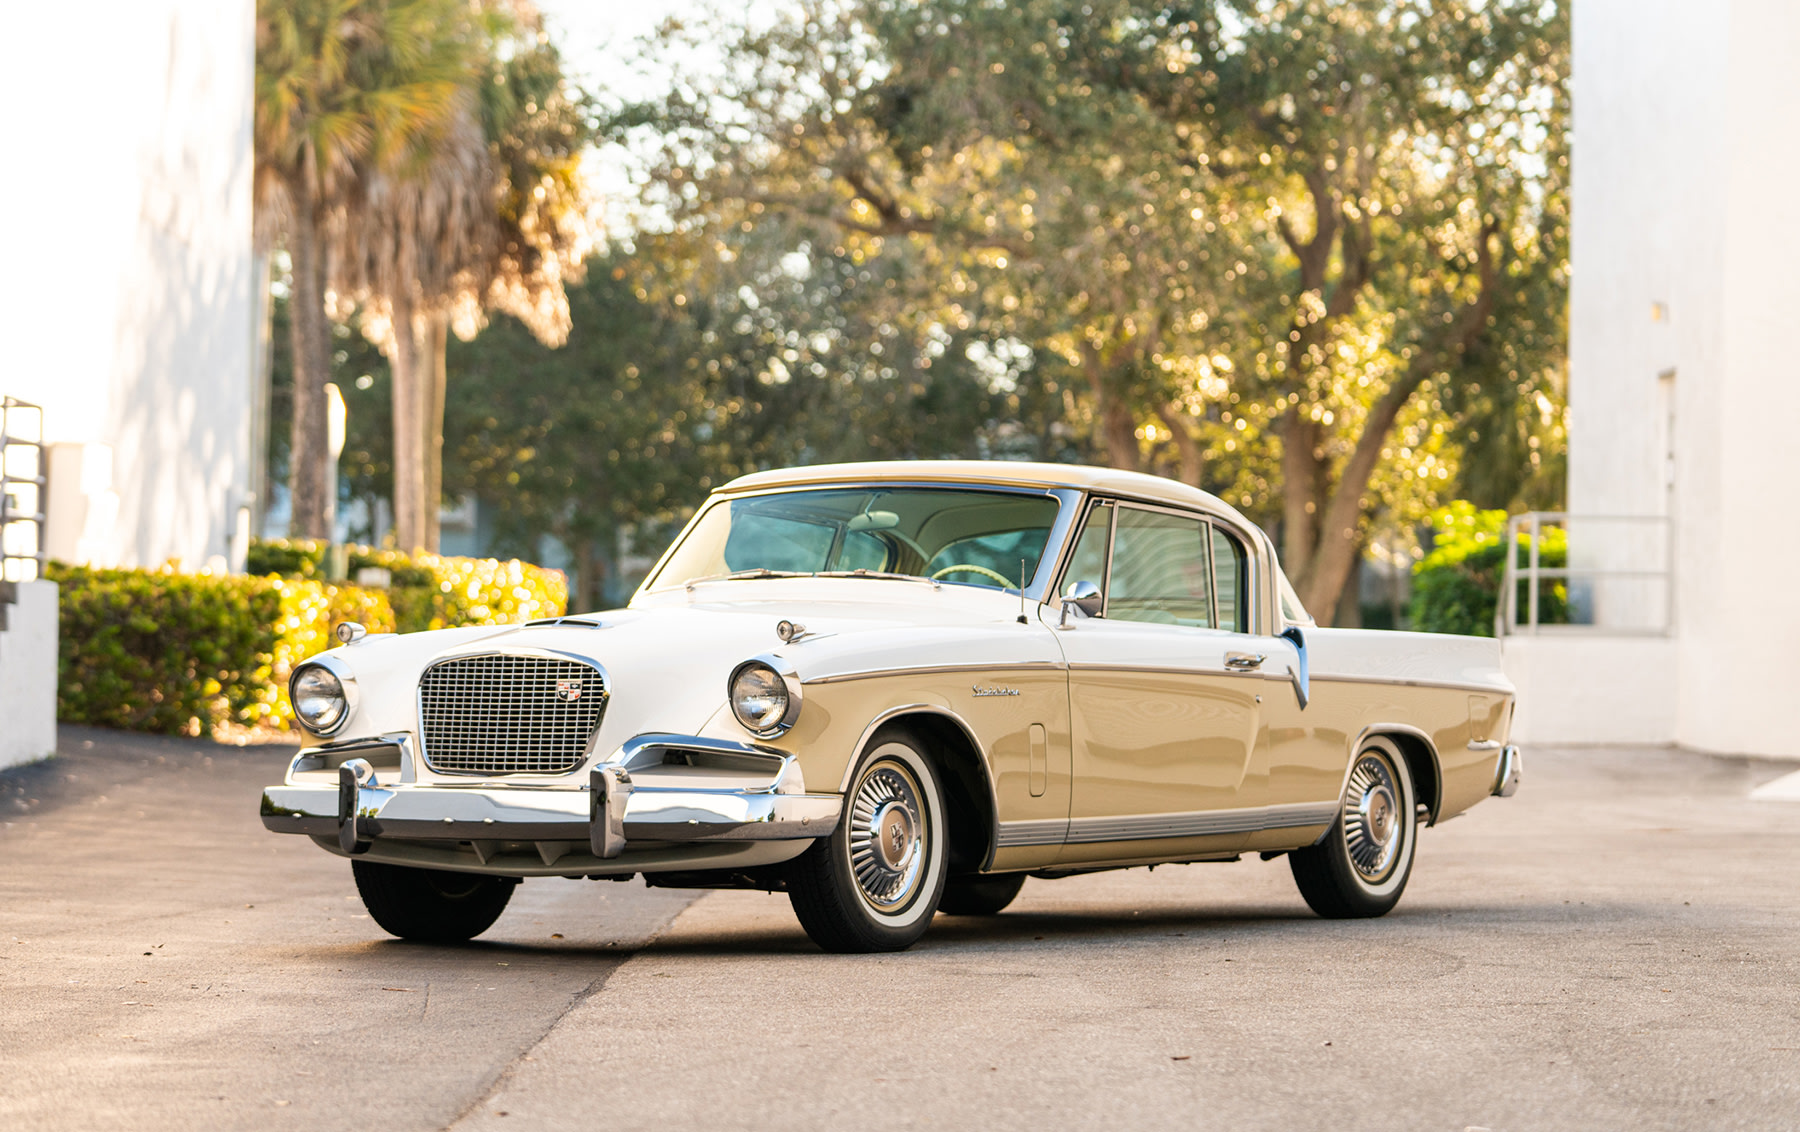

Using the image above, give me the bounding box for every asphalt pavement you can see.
[3,726,1798,1131]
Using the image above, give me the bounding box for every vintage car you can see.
[261,461,1520,952]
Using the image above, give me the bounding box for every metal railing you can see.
[1498,512,1673,637]
[1,397,46,584]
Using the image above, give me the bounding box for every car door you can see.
[1047,500,1285,865]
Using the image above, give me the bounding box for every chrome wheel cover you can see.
[847,759,929,913]
[1343,750,1404,884]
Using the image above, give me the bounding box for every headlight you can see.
[292,663,350,735]
[729,658,800,736]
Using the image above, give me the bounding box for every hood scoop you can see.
[525,616,607,629]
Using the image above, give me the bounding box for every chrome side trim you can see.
[994,818,1070,848]
[996,802,1339,847]
[1313,672,1511,695]
[805,660,1063,686]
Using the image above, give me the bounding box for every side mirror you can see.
[1059,579,1103,627]
[1280,626,1309,710]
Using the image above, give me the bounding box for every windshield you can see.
[647,487,1062,593]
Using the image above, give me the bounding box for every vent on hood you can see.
[524,616,606,629]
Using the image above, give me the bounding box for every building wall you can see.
[0,582,59,768]
[0,0,254,571]
[1547,0,1800,757]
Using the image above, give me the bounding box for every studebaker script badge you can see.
[554,679,584,703]
[971,684,1020,697]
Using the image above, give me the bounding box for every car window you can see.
[1211,525,1248,632]
[926,528,1048,589]
[649,487,1062,591]
[1107,507,1213,627]
[1061,503,1112,599]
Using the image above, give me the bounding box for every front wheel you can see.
[1288,737,1417,919]
[352,860,518,942]
[787,727,948,952]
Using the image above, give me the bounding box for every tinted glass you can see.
[650,487,1062,591]
[1211,526,1248,632]
[1061,504,1112,597]
[1107,508,1214,627]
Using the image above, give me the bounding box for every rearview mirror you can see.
[847,510,900,532]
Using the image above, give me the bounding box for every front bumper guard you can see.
[262,733,843,860]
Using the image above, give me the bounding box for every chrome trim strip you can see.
[805,660,1064,686]
[996,802,1339,847]
[1062,662,1288,680]
[994,818,1069,848]
[1312,672,1510,695]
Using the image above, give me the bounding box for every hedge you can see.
[49,564,395,736]
[245,540,566,632]
[52,545,565,737]
[1409,502,1567,637]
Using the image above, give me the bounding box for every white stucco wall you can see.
[1551,0,1800,758]
[0,0,254,571]
[0,582,60,768]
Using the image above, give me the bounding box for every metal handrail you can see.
[1,396,46,584]
[1497,511,1673,637]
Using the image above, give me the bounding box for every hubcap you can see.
[848,759,927,913]
[1343,751,1404,883]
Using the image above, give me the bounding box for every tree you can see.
[331,4,597,554]
[254,0,476,538]
[612,0,1569,620]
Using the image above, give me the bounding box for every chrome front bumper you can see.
[261,732,842,868]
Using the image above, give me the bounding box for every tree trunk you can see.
[422,312,449,553]
[389,291,428,552]
[1080,343,1139,471]
[573,536,604,613]
[286,188,334,540]
[1279,410,1321,584]
[1155,404,1203,487]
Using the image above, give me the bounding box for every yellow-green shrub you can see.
[245,539,566,632]
[49,563,395,736]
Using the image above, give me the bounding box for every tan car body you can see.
[263,460,1515,882]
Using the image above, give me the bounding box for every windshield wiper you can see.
[684,568,812,590]
[813,570,941,589]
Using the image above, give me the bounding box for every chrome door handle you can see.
[1225,652,1265,671]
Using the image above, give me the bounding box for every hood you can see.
[304,577,1045,762]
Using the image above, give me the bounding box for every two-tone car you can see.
[262,461,1519,952]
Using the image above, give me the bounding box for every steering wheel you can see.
[930,563,1016,586]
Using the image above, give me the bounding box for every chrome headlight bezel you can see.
[290,656,358,737]
[728,654,802,737]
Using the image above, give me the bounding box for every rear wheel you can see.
[352,860,517,942]
[787,728,948,952]
[938,872,1026,916]
[1288,737,1417,919]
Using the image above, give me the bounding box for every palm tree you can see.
[340,11,597,553]
[253,0,477,538]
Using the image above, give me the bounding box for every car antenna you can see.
[1017,559,1028,624]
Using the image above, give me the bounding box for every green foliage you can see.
[1409,502,1565,636]
[49,564,396,736]
[247,538,566,631]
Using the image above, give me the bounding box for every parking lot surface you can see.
[3,727,1797,1131]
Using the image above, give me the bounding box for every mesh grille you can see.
[418,654,606,775]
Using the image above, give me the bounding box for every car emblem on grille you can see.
[554,679,583,703]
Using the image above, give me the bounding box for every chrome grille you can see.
[418,654,606,775]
